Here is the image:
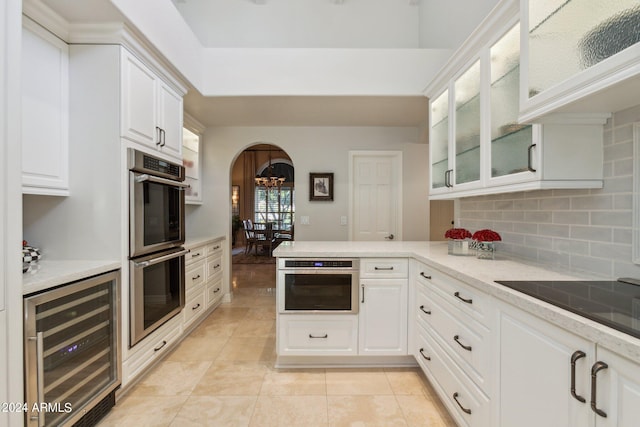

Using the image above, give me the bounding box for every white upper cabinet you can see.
[121,49,184,160]
[520,0,640,122]
[426,0,605,199]
[21,18,69,196]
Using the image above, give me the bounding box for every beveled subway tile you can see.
[192,361,270,396]
[169,395,257,427]
[327,395,407,427]
[132,360,212,396]
[249,395,329,427]
[325,369,393,395]
[396,394,456,427]
[260,368,327,396]
[166,335,230,362]
[98,395,187,427]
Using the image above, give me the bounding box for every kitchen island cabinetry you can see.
[498,300,640,427]
[359,258,408,356]
[121,49,183,161]
[21,17,69,196]
[520,0,640,123]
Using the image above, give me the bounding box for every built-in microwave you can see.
[128,148,188,258]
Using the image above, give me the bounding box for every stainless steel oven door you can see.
[130,172,188,258]
[277,268,359,314]
[129,248,188,347]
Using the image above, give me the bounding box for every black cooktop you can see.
[495,278,640,339]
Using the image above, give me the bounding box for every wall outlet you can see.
[300,216,310,225]
[340,216,347,225]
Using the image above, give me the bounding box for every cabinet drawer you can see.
[184,292,206,328]
[186,261,205,291]
[206,277,223,308]
[429,289,491,395]
[415,284,433,325]
[122,317,182,386]
[185,245,206,265]
[420,265,491,327]
[278,315,358,356]
[207,255,223,279]
[206,241,223,256]
[421,325,491,427]
[360,258,408,278]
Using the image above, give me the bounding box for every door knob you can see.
[385,234,394,240]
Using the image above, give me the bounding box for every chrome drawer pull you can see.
[419,305,431,315]
[374,266,394,271]
[454,291,473,304]
[420,272,432,279]
[214,288,221,293]
[419,348,431,361]
[571,350,587,403]
[214,264,221,269]
[192,252,201,258]
[192,274,201,280]
[192,303,201,310]
[453,392,472,415]
[154,340,167,352]
[309,334,328,339]
[454,335,472,351]
[590,361,608,418]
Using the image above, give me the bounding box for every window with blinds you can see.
[254,186,294,230]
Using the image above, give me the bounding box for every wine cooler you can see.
[24,270,121,427]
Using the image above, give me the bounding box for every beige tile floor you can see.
[99,261,456,427]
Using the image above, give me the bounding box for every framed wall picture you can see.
[309,173,333,201]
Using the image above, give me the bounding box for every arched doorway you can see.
[229,143,294,291]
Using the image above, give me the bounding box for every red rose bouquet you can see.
[444,228,472,240]
[472,229,501,242]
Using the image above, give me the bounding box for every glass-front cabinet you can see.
[454,61,482,186]
[430,90,450,190]
[490,23,533,180]
[426,0,605,199]
[520,0,640,122]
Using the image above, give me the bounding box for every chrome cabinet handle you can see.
[361,285,365,303]
[454,291,473,304]
[419,348,431,361]
[309,334,328,339]
[134,248,190,268]
[214,288,221,293]
[214,264,221,269]
[454,335,472,351]
[154,340,167,352]
[29,332,45,425]
[453,392,472,415]
[384,234,395,240]
[590,361,608,418]
[419,305,431,315]
[160,128,166,147]
[192,274,201,280]
[571,350,587,403]
[192,303,201,310]
[528,143,537,172]
[213,245,221,250]
[156,126,162,146]
[420,272,432,279]
[374,266,394,270]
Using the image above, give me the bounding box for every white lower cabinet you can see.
[278,314,358,356]
[409,259,495,427]
[121,315,183,386]
[359,278,407,355]
[498,301,640,427]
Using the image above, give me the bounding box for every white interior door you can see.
[349,151,402,241]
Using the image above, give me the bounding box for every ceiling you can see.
[37,0,438,128]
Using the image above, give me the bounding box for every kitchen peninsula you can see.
[273,240,640,427]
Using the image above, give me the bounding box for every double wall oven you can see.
[128,149,189,347]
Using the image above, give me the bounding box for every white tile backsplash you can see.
[459,104,640,278]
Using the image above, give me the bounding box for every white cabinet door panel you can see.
[121,51,158,146]
[359,279,407,355]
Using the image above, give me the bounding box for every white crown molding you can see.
[22,0,70,41]
[184,112,206,134]
[532,113,611,126]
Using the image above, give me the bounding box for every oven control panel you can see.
[283,259,357,269]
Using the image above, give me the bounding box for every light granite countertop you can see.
[184,235,225,249]
[273,241,640,362]
[23,259,121,296]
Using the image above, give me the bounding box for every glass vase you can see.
[474,241,495,260]
[448,239,471,256]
